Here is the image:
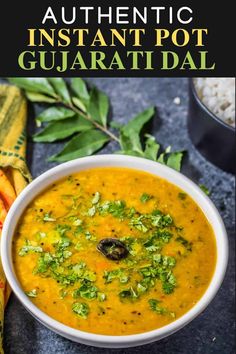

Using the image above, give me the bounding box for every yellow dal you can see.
[13,168,216,335]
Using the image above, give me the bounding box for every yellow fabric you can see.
[0,84,31,352]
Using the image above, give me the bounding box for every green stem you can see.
[61,100,120,143]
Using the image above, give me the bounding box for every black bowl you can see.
[188,78,235,174]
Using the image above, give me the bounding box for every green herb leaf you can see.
[25,91,57,103]
[199,184,211,196]
[97,292,106,302]
[166,151,184,172]
[130,216,148,233]
[84,231,97,241]
[92,192,100,205]
[176,236,192,251]
[119,287,138,300]
[140,193,153,203]
[48,130,109,162]
[25,289,38,298]
[120,107,155,152]
[43,212,56,222]
[8,78,185,172]
[72,302,89,319]
[8,78,57,97]
[19,240,43,256]
[104,269,129,284]
[87,206,96,217]
[144,134,160,160]
[99,200,126,219]
[178,192,187,200]
[110,121,123,130]
[33,115,93,142]
[36,107,75,125]
[73,283,98,300]
[88,87,109,127]
[148,298,175,317]
[72,97,87,112]
[71,78,90,101]
[48,78,71,104]
[55,224,71,236]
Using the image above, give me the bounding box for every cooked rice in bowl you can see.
[194,78,235,128]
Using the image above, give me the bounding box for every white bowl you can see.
[1,155,228,348]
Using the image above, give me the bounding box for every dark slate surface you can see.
[2,78,235,354]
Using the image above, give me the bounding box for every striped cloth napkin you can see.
[0,84,31,353]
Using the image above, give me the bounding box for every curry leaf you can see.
[48,78,71,104]
[120,107,155,151]
[8,78,185,172]
[33,115,93,142]
[48,130,109,162]
[25,91,57,103]
[110,121,123,130]
[166,152,184,172]
[71,78,90,101]
[88,87,109,127]
[115,149,143,157]
[36,107,75,125]
[72,97,87,112]
[8,78,57,97]
[144,134,160,160]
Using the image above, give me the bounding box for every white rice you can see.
[194,78,235,127]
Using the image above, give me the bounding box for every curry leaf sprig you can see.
[8,77,184,170]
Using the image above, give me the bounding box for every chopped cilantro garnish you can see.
[178,192,187,200]
[161,271,176,294]
[85,231,97,241]
[148,299,175,317]
[55,224,71,236]
[120,237,138,256]
[136,282,147,294]
[73,283,98,300]
[148,299,165,314]
[162,281,175,294]
[130,216,148,233]
[87,206,96,217]
[92,192,100,205]
[25,289,38,298]
[43,212,56,222]
[140,193,153,203]
[119,287,138,300]
[97,292,106,302]
[144,230,173,252]
[59,289,68,299]
[139,254,177,295]
[72,302,89,319]
[150,211,173,227]
[99,200,126,219]
[72,218,82,226]
[104,269,129,284]
[19,240,43,256]
[74,225,84,235]
[36,232,46,241]
[109,200,126,218]
[33,252,54,274]
[21,190,181,316]
[176,236,192,251]
[74,242,82,251]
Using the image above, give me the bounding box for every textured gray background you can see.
[2,78,235,354]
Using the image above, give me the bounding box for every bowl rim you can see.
[1,155,229,347]
[189,78,235,132]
